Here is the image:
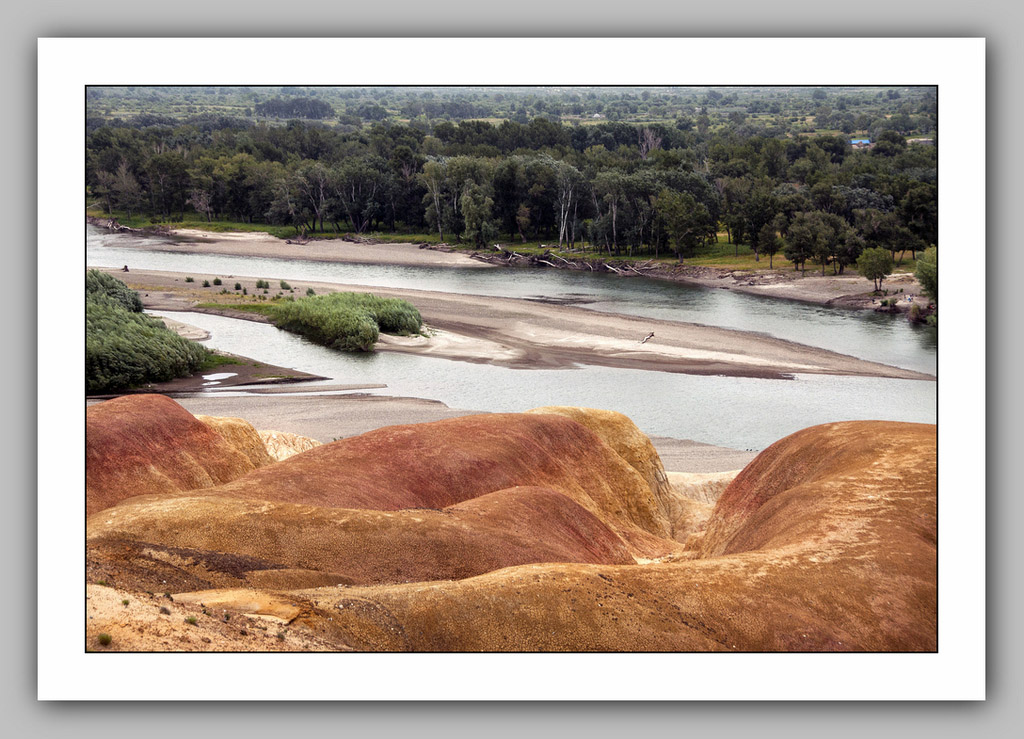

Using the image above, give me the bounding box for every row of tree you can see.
[87,117,937,270]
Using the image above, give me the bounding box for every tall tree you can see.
[111,160,143,218]
[783,211,818,273]
[332,157,391,233]
[594,170,628,255]
[460,182,497,248]
[552,159,583,248]
[656,189,712,264]
[857,247,894,291]
[418,158,447,242]
[294,162,331,233]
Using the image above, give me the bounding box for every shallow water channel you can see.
[89,226,937,450]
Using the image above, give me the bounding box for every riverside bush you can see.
[86,269,143,312]
[86,281,210,393]
[267,292,422,352]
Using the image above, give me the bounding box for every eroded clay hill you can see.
[300,421,936,651]
[87,486,635,590]
[86,395,271,515]
[85,395,936,653]
[200,411,676,555]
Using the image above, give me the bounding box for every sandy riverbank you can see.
[684,267,929,311]
[162,228,496,269]
[164,227,930,311]
[102,267,933,382]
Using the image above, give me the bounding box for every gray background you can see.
[5,1,1017,735]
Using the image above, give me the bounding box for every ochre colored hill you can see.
[527,406,675,513]
[293,421,936,652]
[84,396,937,653]
[205,412,675,554]
[86,395,266,516]
[694,421,937,558]
[527,407,733,543]
[87,486,634,589]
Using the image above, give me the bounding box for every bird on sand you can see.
[641,332,655,344]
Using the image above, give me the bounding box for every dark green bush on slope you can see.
[86,269,143,312]
[86,274,210,394]
[267,292,423,352]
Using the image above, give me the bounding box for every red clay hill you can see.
[85,394,937,653]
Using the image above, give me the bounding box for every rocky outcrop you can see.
[86,395,263,516]
[258,430,322,461]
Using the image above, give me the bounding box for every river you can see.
[88,225,937,450]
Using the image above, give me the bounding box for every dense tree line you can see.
[87,111,937,269]
[88,86,936,135]
[254,96,336,120]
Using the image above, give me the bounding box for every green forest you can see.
[86,86,937,274]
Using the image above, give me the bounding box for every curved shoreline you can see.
[103,266,933,382]
[93,220,930,314]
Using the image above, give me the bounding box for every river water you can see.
[88,225,937,450]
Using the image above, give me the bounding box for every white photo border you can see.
[38,37,984,701]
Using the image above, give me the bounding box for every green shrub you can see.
[306,287,316,296]
[202,279,211,287]
[235,282,242,291]
[265,292,422,353]
[97,633,112,646]
[280,280,291,290]
[86,270,143,312]
[185,276,194,283]
[213,277,222,286]
[185,616,197,625]
[255,279,270,289]
[86,292,210,394]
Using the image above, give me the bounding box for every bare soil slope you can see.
[86,395,269,515]
[84,396,936,652]
[88,486,635,589]
[200,412,675,554]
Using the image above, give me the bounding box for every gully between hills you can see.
[85,394,936,652]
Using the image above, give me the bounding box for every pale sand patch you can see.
[165,228,494,269]
[172,589,303,623]
[375,326,523,365]
[512,325,824,372]
[152,314,210,341]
